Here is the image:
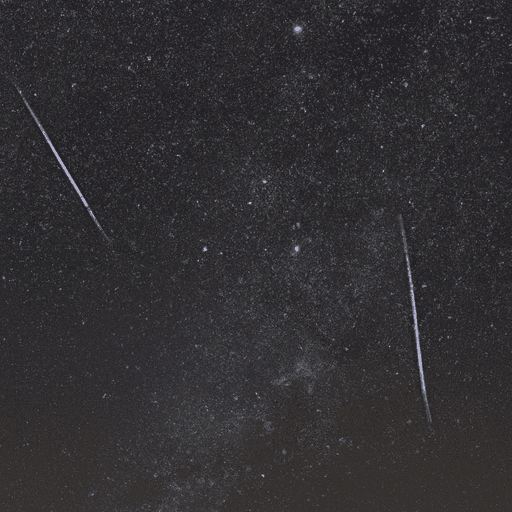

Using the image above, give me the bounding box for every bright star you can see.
[292,22,306,39]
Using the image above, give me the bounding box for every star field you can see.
[1,1,511,510]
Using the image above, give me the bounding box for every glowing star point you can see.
[293,24,303,35]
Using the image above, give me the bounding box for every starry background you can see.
[1,1,511,510]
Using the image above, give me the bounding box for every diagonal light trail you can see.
[14,83,112,246]
[399,213,432,425]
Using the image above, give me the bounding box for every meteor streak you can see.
[14,82,112,245]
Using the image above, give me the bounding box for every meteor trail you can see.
[14,83,112,246]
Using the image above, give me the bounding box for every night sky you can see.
[1,1,511,511]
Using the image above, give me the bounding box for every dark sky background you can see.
[1,1,511,511]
